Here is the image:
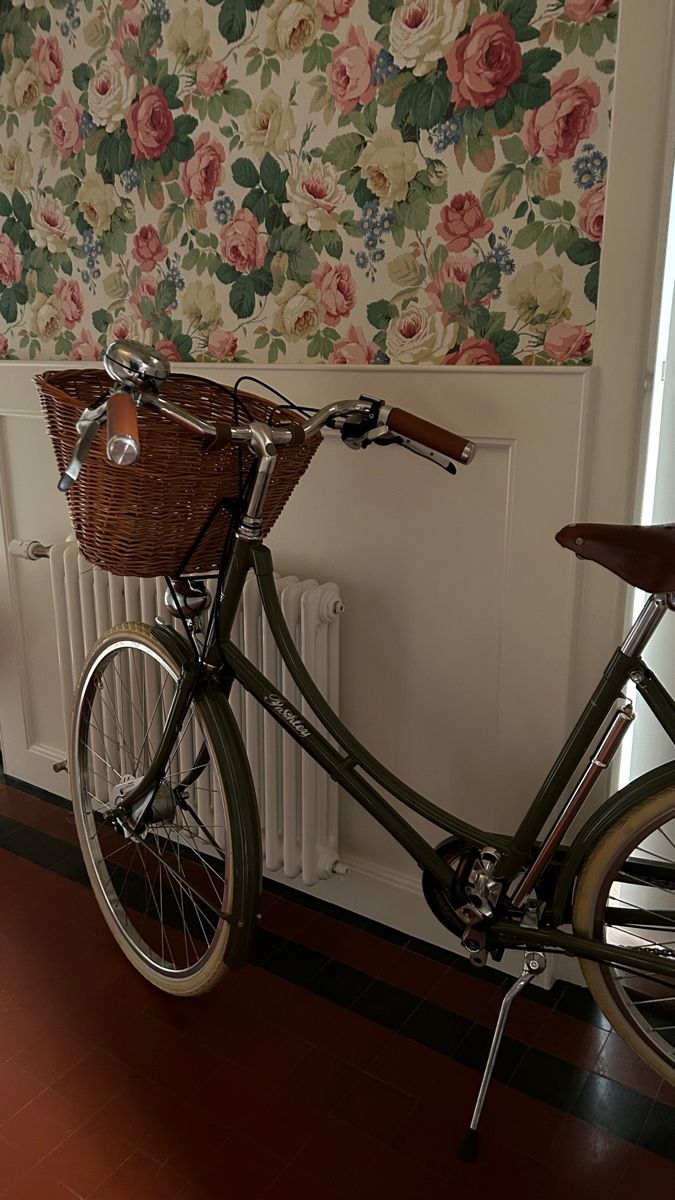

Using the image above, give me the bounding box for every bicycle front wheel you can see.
[71,621,260,995]
[573,782,675,1087]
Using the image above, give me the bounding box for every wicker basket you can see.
[37,369,319,578]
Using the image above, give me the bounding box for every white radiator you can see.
[47,539,345,884]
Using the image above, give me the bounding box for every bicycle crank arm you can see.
[493,920,675,983]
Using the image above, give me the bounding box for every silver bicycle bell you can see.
[103,339,172,392]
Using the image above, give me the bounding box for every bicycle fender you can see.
[551,759,675,924]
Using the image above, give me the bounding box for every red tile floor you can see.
[0,780,671,1198]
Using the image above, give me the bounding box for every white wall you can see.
[0,1,674,952]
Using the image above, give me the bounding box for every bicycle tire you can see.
[573,782,675,1086]
[70,621,262,996]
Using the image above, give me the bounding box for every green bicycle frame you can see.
[120,527,675,983]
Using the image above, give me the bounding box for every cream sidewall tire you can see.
[71,621,229,997]
[573,785,675,1088]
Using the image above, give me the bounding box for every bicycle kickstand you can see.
[457,950,547,1162]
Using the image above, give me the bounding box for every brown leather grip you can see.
[386,407,475,464]
[204,421,234,451]
[106,391,139,465]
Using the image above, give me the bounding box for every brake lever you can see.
[373,432,457,474]
[58,401,108,492]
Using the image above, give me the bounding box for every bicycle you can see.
[37,338,675,1158]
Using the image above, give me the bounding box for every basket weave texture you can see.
[37,369,319,578]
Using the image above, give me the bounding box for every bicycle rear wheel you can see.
[573,783,675,1086]
[71,621,260,995]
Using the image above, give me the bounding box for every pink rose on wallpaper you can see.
[127,86,174,160]
[544,322,592,362]
[445,338,500,366]
[327,26,377,116]
[208,328,238,359]
[437,193,493,252]
[220,209,268,273]
[130,276,159,321]
[112,12,143,58]
[122,0,139,9]
[318,0,354,31]
[0,234,22,286]
[446,12,522,111]
[195,61,228,96]
[0,336,8,358]
[71,331,100,360]
[329,325,378,364]
[180,134,225,204]
[311,263,356,326]
[50,92,83,158]
[53,279,84,329]
[132,226,168,273]
[578,181,605,242]
[426,255,475,321]
[155,339,182,361]
[31,36,63,95]
[564,0,613,21]
[524,69,601,165]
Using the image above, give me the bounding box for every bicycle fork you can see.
[458,949,546,1162]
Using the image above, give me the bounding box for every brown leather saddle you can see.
[556,523,675,593]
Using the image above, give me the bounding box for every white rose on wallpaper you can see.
[358,129,422,207]
[5,58,41,112]
[182,280,222,329]
[284,162,347,232]
[166,6,210,63]
[274,280,324,340]
[389,0,468,77]
[77,173,119,235]
[244,93,296,157]
[385,305,448,364]
[109,315,140,342]
[265,0,319,57]
[507,263,572,328]
[30,294,64,340]
[32,199,72,253]
[0,141,32,190]
[88,66,137,133]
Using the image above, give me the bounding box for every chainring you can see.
[422,837,480,936]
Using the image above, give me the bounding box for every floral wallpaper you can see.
[0,0,617,366]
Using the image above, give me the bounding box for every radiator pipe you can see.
[8,539,52,561]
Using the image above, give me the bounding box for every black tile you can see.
[265,939,329,986]
[351,979,421,1031]
[637,1100,675,1162]
[405,936,457,967]
[307,960,371,1008]
[453,1024,527,1082]
[263,877,326,914]
[357,916,410,947]
[250,926,283,965]
[510,1046,589,1112]
[400,1000,467,1057]
[0,817,73,871]
[554,983,611,1030]
[447,954,507,988]
[53,849,90,886]
[572,1073,653,1143]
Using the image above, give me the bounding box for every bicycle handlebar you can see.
[383,406,475,465]
[107,391,140,466]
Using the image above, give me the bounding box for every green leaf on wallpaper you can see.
[156,279,177,312]
[368,0,397,23]
[566,237,601,266]
[222,86,251,116]
[0,193,11,218]
[230,275,256,318]
[554,224,577,256]
[323,133,365,172]
[35,7,50,30]
[367,299,397,330]
[536,224,555,255]
[584,261,600,305]
[97,130,132,179]
[231,157,260,188]
[480,163,523,216]
[268,226,318,284]
[580,19,604,57]
[539,199,562,219]
[158,203,183,245]
[0,290,18,323]
[394,71,451,132]
[307,327,339,359]
[440,283,464,315]
[512,220,543,249]
[139,13,161,55]
[249,267,273,296]
[218,0,247,43]
[499,0,536,35]
[92,309,112,333]
[467,128,495,172]
[605,11,618,43]
[596,59,615,75]
[260,154,287,201]
[500,135,527,165]
[465,261,500,305]
[72,63,93,93]
[520,48,561,78]
[216,263,240,284]
[11,189,30,226]
[353,178,376,208]
[493,91,516,129]
[561,21,579,55]
[52,175,80,205]
[511,76,551,110]
[377,73,408,108]
[562,199,576,222]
